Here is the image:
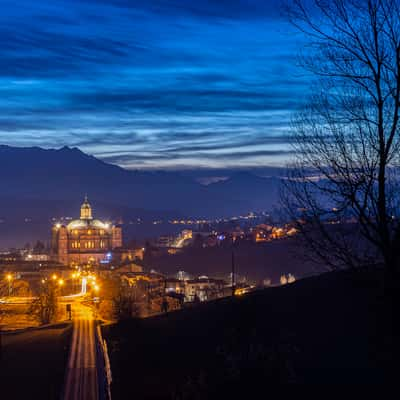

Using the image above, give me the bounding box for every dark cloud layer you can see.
[0,0,308,169]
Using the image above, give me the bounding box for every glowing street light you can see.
[6,273,13,296]
[52,274,57,281]
[58,279,64,286]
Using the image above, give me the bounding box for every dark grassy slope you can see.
[0,323,72,400]
[104,269,386,398]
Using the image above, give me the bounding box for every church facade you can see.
[51,197,122,266]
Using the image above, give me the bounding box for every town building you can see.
[156,235,174,248]
[184,277,226,302]
[113,247,144,263]
[251,224,272,243]
[115,262,143,273]
[165,278,186,295]
[51,197,122,266]
[25,253,50,262]
[180,229,193,240]
[176,270,191,281]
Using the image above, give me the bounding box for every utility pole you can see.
[231,237,235,297]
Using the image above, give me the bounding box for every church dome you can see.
[67,218,109,230]
[67,219,87,230]
[63,197,110,231]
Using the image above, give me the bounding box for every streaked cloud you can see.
[0,0,308,169]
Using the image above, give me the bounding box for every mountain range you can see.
[0,145,282,247]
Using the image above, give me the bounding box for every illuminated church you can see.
[51,197,122,266]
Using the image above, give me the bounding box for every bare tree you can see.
[282,1,400,286]
[111,278,141,321]
[30,280,59,325]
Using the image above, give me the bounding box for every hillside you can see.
[104,268,387,397]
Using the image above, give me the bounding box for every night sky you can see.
[0,0,308,169]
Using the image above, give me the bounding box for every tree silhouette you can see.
[283,0,400,284]
[30,280,59,325]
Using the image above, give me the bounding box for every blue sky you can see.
[0,0,308,169]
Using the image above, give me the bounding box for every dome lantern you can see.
[80,195,93,220]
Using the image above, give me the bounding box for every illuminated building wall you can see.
[51,197,122,266]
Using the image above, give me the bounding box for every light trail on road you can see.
[63,303,99,400]
[62,277,88,299]
[1,277,88,304]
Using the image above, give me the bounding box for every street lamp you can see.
[71,273,78,292]
[93,285,101,319]
[58,278,64,296]
[6,274,13,296]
